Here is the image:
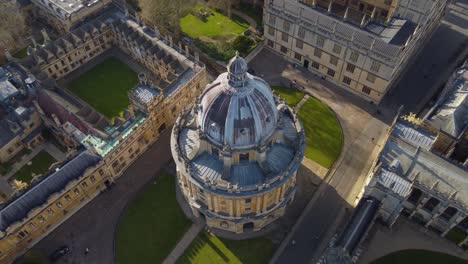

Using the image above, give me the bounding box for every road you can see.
[32,129,173,264]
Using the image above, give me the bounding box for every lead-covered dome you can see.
[198,54,278,147]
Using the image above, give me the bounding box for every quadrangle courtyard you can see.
[66,57,138,120]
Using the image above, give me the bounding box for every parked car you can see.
[49,246,69,262]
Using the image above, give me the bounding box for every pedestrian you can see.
[291,239,296,245]
[85,248,89,255]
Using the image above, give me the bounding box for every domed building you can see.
[171,53,305,233]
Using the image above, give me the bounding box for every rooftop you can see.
[33,0,109,18]
[425,64,468,138]
[0,77,19,102]
[0,151,101,231]
[267,0,417,62]
[378,120,468,209]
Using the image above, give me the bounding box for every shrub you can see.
[232,35,255,54]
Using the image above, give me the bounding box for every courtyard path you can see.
[162,220,205,264]
[232,9,258,31]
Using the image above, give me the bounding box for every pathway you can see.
[232,9,258,32]
[162,220,205,264]
[293,94,309,112]
[359,218,468,263]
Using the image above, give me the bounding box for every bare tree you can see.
[0,0,29,52]
[140,0,183,37]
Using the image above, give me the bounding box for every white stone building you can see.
[263,0,448,103]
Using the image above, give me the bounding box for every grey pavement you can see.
[32,129,174,264]
[359,218,468,263]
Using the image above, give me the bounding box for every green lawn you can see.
[181,4,249,39]
[115,172,191,264]
[11,151,56,184]
[371,249,468,264]
[271,86,305,107]
[180,4,255,61]
[177,231,275,264]
[67,57,138,120]
[298,97,343,168]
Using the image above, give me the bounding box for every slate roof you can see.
[425,65,468,138]
[0,151,101,231]
[378,120,468,208]
[0,119,18,148]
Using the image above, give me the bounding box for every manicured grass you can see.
[177,231,274,264]
[446,227,467,244]
[67,57,138,119]
[298,97,342,168]
[271,86,305,107]
[115,172,191,264]
[181,4,249,39]
[11,151,56,184]
[371,249,468,264]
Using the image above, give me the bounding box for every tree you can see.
[0,0,29,53]
[140,0,184,37]
[207,0,240,18]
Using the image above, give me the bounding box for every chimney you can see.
[4,50,13,61]
[31,37,38,48]
[360,14,367,28]
[138,73,148,86]
[153,26,160,37]
[41,29,51,43]
[184,45,190,57]
[370,6,376,20]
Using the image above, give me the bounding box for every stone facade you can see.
[263,0,447,103]
[172,55,305,234]
[0,10,207,263]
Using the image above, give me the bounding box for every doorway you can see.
[303,59,310,68]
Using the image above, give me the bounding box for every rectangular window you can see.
[314,48,322,58]
[370,60,381,72]
[269,15,276,25]
[333,43,342,54]
[47,208,54,215]
[362,86,371,94]
[245,198,252,204]
[350,51,359,62]
[330,56,338,66]
[298,27,306,39]
[316,36,325,48]
[327,69,335,77]
[311,61,320,69]
[281,32,289,42]
[294,52,302,61]
[367,73,376,83]
[268,26,275,36]
[280,46,288,54]
[346,63,356,73]
[99,169,104,176]
[56,202,63,208]
[267,40,274,47]
[296,39,303,49]
[64,194,72,201]
[343,76,352,85]
[283,20,291,31]
[82,181,88,188]
[74,188,80,195]
[239,153,249,163]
